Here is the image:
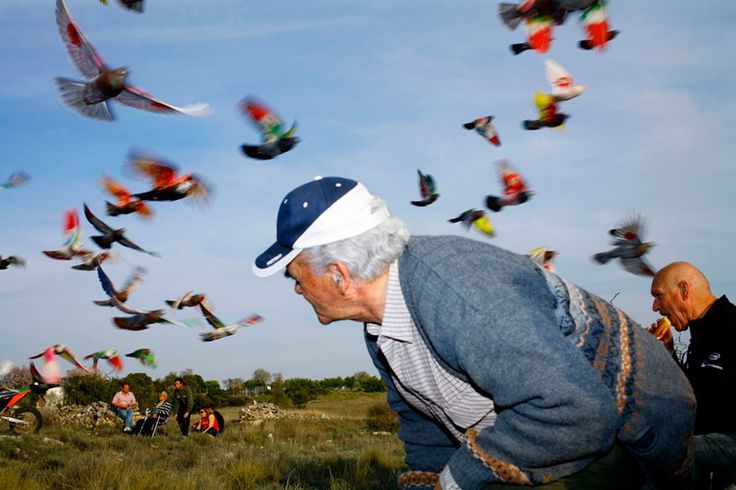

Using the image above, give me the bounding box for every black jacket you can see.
[685,295,736,435]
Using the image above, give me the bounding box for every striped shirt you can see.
[365,261,497,441]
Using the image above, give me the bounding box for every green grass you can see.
[0,393,405,489]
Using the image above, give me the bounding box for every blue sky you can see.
[1,0,734,384]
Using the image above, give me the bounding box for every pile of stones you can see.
[43,401,136,428]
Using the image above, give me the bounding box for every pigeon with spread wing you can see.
[93,265,146,307]
[485,160,533,212]
[592,214,656,276]
[85,349,123,372]
[166,291,207,310]
[410,170,440,207]
[29,345,88,376]
[125,349,156,369]
[43,209,88,260]
[100,176,152,219]
[125,151,210,204]
[527,247,557,273]
[449,209,495,237]
[239,96,299,160]
[463,116,501,146]
[84,204,158,256]
[96,266,186,330]
[0,255,25,270]
[196,302,262,342]
[55,0,211,121]
[0,171,30,191]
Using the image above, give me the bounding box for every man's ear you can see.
[678,281,689,300]
[329,262,352,295]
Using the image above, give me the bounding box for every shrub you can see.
[365,403,399,433]
[61,371,115,405]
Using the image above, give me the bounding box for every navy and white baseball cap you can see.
[253,176,390,277]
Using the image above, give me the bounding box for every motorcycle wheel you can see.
[10,407,42,435]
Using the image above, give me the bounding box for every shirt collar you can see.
[365,260,414,343]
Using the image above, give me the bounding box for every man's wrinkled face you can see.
[651,278,689,331]
[285,254,345,325]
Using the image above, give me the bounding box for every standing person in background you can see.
[651,261,736,489]
[111,382,137,433]
[171,377,193,436]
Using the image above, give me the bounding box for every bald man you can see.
[651,261,736,489]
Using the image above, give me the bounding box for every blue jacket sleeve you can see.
[408,275,619,488]
[364,330,458,472]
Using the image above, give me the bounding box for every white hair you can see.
[303,199,410,281]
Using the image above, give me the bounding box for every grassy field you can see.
[0,393,405,489]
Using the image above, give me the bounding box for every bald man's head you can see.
[651,262,716,331]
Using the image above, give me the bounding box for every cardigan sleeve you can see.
[364,330,458,473]
[430,289,618,488]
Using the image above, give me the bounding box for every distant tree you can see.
[251,368,272,387]
[223,377,245,394]
[1,365,32,389]
[62,371,115,405]
[204,380,229,407]
[352,371,385,392]
[320,376,347,390]
[269,373,290,407]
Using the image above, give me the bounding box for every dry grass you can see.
[0,392,405,489]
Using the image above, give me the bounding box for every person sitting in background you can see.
[111,382,137,433]
[133,390,172,436]
[191,406,220,436]
[209,403,225,435]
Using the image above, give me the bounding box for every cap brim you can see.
[252,242,302,278]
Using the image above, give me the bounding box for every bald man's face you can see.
[651,276,690,331]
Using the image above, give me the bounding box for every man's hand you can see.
[184,411,189,419]
[647,317,674,354]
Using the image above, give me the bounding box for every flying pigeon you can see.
[55,0,211,121]
[125,150,211,203]
[498,0,618,54]
[93,265,146,307]
[166,291,207,310]
[463,116,501,146]
[29,361,62,388]
[100,176,152,219]
[84,349,123,372]
[523,91,569,130]
[527,247,557,273]
[125,349,156,368]
[71,251,112,271]
[239,96,299,160]
[99,0,144,13]
[0,171,30,190]
[83,203,159,256]
[410,170,439,207]
[448,209,495,237]
[524,60,583,130]
[42,209,93,260]
[29,345,88,374]
[592,214,656,276]
[545,59,586,101]
[485,160,533,212]
[0,255,26,270]
[196,303,263,342]
[96,265,185,330]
